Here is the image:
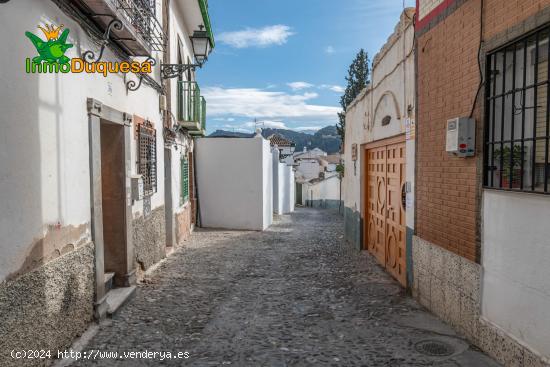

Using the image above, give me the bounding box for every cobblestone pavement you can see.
[71,208,500,367]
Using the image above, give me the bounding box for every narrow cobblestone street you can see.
[71,208,500,367]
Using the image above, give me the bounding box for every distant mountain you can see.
[208,126,341,154]
[209,130,252,138]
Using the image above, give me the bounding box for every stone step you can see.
[104,272,115,292]
[105,286,136,316]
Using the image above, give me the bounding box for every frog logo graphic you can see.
[25,23,73,65]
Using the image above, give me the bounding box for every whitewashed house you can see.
[300,173,342,209]
[294,151,343,209]
[342,8,415,287]
[195,132,274,230]
[0,0,214,364]
[294,147,327,181]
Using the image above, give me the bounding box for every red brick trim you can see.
[416,0,455,31]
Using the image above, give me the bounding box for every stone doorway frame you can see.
[87,98,135,320]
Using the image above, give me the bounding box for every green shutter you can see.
[181,157,189,204]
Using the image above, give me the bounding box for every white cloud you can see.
[218,25,295,48]
[320,84,345,93]
[287,82,314,91]
[220,120,289,132]
[242,120,289,129]
[293,126,323,132]
[325,46,335,54]
[202,87,340,123]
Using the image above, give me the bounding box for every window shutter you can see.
[181,157,189,203]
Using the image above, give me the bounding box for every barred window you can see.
[484,25,550,194]
[180,156,189,204]
[138,121,157,196]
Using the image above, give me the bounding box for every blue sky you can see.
[197,0,416,134]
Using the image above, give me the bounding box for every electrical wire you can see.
[469,0,485,118]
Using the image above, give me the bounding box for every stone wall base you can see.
[133,205,166,277]
[0,242,95,367]
[344,206,362,251]
[412,236,549,367]
[175,204,192,246]
[305,199,342,210]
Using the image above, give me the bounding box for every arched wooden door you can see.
[364,136,407,286]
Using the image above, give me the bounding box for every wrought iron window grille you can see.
[484,24,550,194]
[138,120,157,196]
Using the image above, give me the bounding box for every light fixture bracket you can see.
[160,63,201,79]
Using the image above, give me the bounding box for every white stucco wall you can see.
[482,190,550,359]
[0,0,166,281]
[262,140,274,228]
[342,92,366,212]
[296,160,321,181]
[272,150,295,215]
[304,175,341,203]
[282,166,295,214]
[196,136,273,230]
[272,150,284,215]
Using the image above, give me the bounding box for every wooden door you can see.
[366,146,387,266]
[365,140,407,286]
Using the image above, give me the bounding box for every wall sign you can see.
[405,118,416,141]
[351,143,358,161]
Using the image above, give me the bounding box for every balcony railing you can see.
[178,81,206,135]
[115,0,165,52]
[189,96,207,136]
[74,0,166,56]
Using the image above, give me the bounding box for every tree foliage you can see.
[336,49,370,144]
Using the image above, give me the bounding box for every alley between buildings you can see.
[68,208,499,367]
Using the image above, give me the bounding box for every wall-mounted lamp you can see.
[161,25,212,79]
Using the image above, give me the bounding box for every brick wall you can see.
[415,0,548,262]
[418,0,446,20]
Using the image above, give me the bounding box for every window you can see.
[180,156,189,204]
[138,121,157,196]
[484,25,550,193]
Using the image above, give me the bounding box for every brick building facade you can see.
[413,1,550,366]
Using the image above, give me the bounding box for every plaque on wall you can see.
[143,196,151,217]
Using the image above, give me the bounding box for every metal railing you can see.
[177,81,205,125]
[115,0,165,51]
[200,96,206,131]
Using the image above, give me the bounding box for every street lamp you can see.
[161,25,212,79]
[190,25,211,66]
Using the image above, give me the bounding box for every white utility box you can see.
[446,117,475,157]
[130,175,144,201]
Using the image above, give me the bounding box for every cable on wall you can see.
[469,0,485,118]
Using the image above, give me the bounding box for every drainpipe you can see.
[193,145,202,227]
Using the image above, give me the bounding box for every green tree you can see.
[337,49,370,144]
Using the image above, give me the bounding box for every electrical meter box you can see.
[446,117,475,157]
[131,175,144,201]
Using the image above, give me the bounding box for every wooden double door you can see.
[364,138,407,286]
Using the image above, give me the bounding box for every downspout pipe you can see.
[193,144,202,227]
